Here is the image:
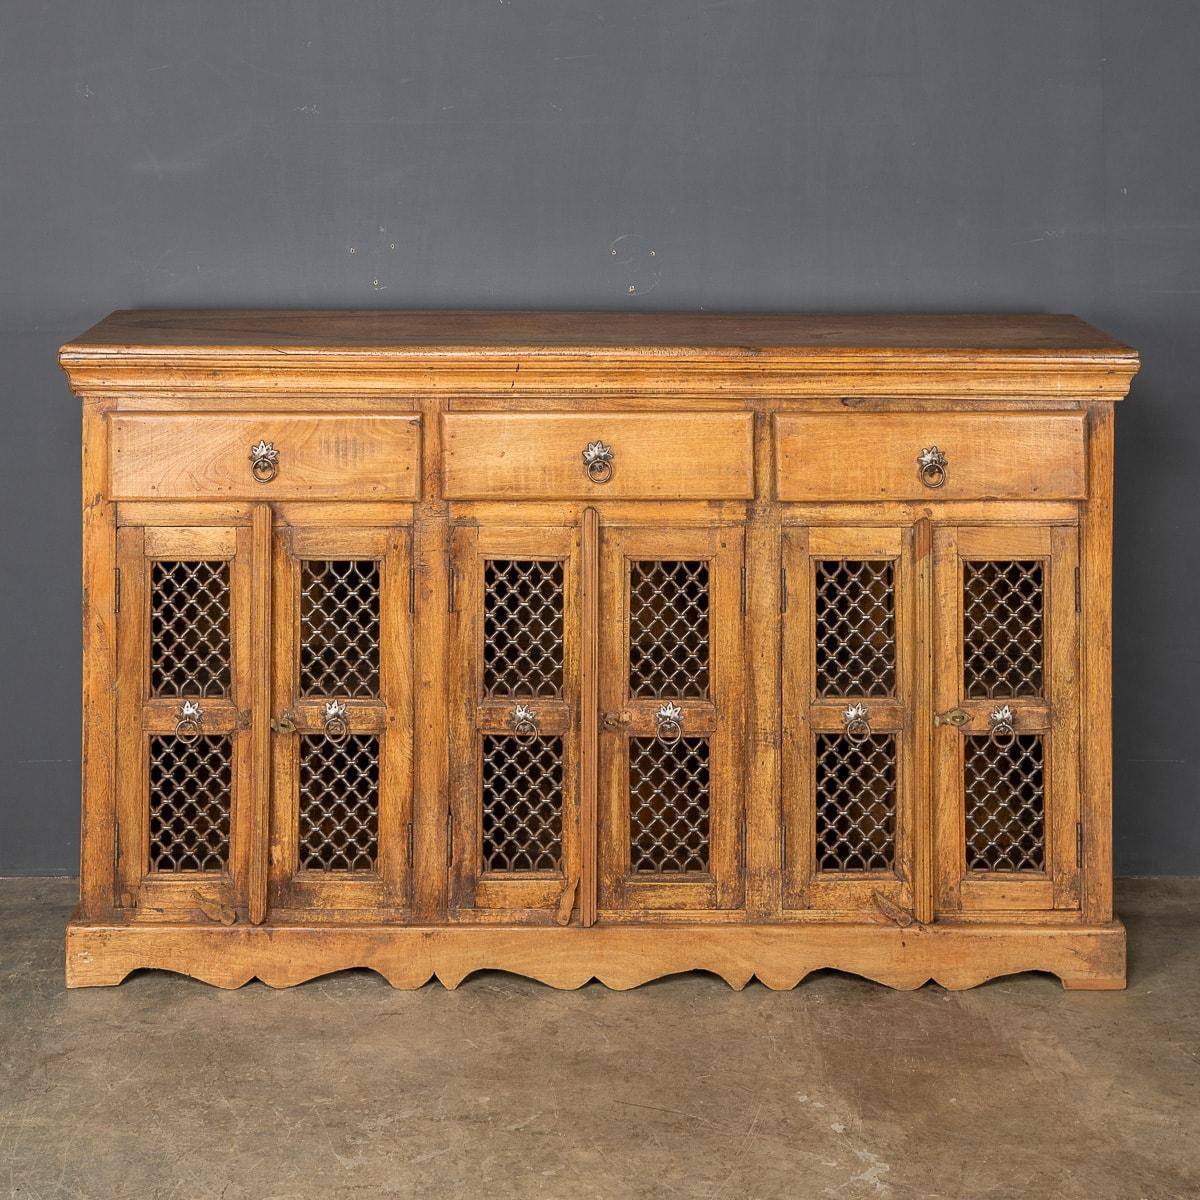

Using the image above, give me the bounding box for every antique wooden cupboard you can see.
[60,311,1139,990]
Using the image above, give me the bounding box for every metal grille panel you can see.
[483,561,564,699]
[300,560,380,698]
[629,560,710,699]
[815,733,896,872]
[299,734,380,872]
[629,736,710,873]
[482,735,564,872]
[150,560,231,697]
[963,560,1044,698]
[148,734,232,872]
[815,559,896,697]
[964,734,1045,871]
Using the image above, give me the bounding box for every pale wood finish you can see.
[932,525,1081,915]
[64,919,1127,992]
[781,526,916,916]
[597,525,745,916]
[266,525,413,920]
[60,310,1138,399]
[110,414,421,500]
[64,311,1138,991]
[579,507,600,928]
[248,505,271,925]
[448,525,582,922]
[442,412,754,500]
[775,412,1087,501]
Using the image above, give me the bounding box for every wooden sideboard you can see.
[60,311,1139,990]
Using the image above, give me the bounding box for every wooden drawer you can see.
[442,412,755,500]
[774,412,1087,501]
[108,414,421,500]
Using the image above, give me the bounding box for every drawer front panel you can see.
[442,412,755,500]
[775,412,1087,501]
[109,414,421,500]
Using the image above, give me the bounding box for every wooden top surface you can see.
[61,309,1137,364]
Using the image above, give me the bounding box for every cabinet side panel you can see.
[1081,404,1115,922]
[80,401,117,918]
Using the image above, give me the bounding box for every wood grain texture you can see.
[63,311,1135,991]
[247,506,271,925]
[579,507,600,928]
[1081,404,1116,922]
[442,412,754,500]
[110,414,421,500]
[65,917,1127,992]
[60,310,1138,355]
[775,413,1088,501]
[59,311,1139,398]
[79,401,118,918]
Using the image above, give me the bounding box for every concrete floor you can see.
[1,880,1197,1200]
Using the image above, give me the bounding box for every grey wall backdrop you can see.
[2,1,1197,874]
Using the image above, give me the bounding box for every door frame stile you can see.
[913,516,935,924]
[248,504,272,925]
[579,506,600,927]
[745,407,780,918]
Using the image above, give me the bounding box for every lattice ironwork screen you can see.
[481,735,563,872]
[964,734,1045,871]
[298,734,380,872]
[483,560,564,698]
[815,560,896,697]
[629,560,710,699]
[148,734,232,872]
[815,733,896,872]
[629,736,710,873]
[300,560,380,698]
[963,560,1044,699]
[150,560,231,697]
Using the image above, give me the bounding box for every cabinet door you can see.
[933,526,1080,913]
[114,525,258,919]
[781,527,916,915]
[449,526,581,921]
[268,527,413,916]
[598,526,744,914]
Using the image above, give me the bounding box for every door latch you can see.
[600,710,632,732]
[934,707,969,728]
[271,709,297,734]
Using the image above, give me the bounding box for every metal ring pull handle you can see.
[511,704,540,738]
[843,702,873,745]
[323,700,350,744]
[917,445,948,490]
[582,440,614,484]
[988,704,1016,749]
[655,702,683,744]
[175,700,203,744]
[249,439,279,484]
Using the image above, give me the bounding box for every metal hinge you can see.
[781,819,787,866]
[1075,566,1081,613]
[447,557,456,613]
[740,564,746,614]
[446,810,454,867]
[114,567,121,614]
[780,564,787,613]
[409,564,415,615]
[1076,821,1083,868]
[740,816,747,869]
[407,820,414,867]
